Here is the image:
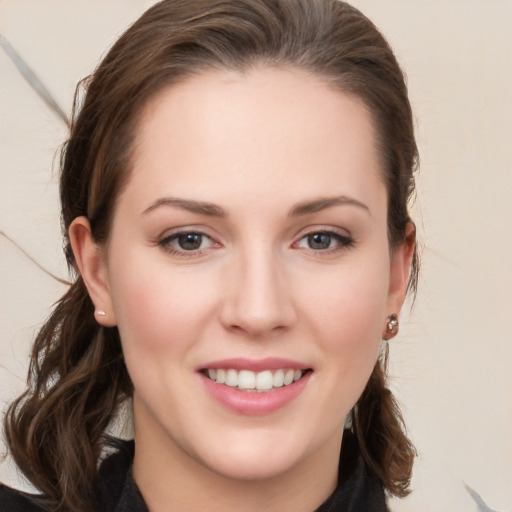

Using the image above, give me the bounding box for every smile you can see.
[205,368,304,392]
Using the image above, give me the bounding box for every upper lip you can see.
[199,357,310,372]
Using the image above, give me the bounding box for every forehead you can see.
[126,66,384,211]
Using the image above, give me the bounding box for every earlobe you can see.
[69,217,117,327]
[387,222,416,315]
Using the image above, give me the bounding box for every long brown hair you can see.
[5,1,419,509]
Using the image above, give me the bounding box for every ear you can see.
[69,216,117,327]
[386,222,416,316]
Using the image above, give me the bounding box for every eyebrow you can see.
[142,195,370,218]
[142,197,227,217]
[289,196,371,217]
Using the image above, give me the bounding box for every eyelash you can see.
[156,228,354,258]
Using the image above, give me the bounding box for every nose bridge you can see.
[221,240,296,336]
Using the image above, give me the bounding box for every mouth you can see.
[201,368,311,392]
[199,359,312,414]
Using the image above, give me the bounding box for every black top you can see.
[0,432,388,511]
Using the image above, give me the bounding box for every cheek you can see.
[303,256,389,338]
[107,257,222,420]
[299,255,389,390]
[108,252,218,355]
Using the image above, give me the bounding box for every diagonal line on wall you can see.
[0,34,70,127]
[0,230,70,286]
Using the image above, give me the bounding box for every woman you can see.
[1,0,419,510]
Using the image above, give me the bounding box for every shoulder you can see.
[0,483,46,512]
[0,439,137,512]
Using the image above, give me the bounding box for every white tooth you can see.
[273,369,284,388]
[284,369,294,385]
[256,370,273,390]
[238,370,256,390]
[225,369,238,387]
[208,369,217,380]
[216,369,226,384]
[293,370,302,382]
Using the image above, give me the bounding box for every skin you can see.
[70,67,414,512]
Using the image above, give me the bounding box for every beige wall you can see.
[1,1,511,510]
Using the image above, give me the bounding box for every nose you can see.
[219,246,297,337]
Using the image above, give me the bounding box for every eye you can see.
[296,230,353,252]
[174,233,206,251]
[158,231,218,255]
[305,233,333,250]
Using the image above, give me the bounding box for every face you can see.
[77,67,411,484]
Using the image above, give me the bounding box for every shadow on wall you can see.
[466,484,510,512]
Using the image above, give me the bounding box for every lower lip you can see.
[200,372,311,415]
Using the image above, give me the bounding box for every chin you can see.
[201,445,306,482]
[189,423,337,483]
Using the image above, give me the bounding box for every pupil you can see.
[308,233,331,250]
[178,233,202,250]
